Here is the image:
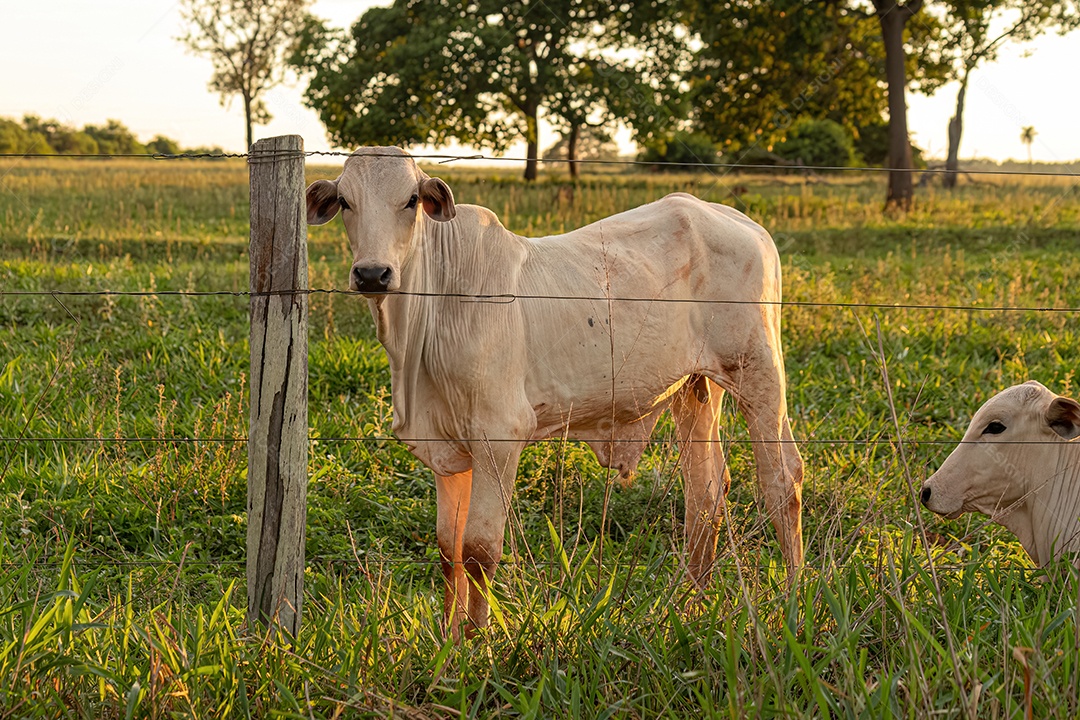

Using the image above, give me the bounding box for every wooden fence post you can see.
[247,135,308,638]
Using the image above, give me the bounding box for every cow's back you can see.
[522,193,778,304]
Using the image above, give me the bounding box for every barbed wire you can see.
[0,555,979,571]
[0,435,1069,447]
[0,151,249,161]
[1,149,1078,177]
[2,288,1078,314]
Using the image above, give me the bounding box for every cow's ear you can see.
[1046,396,1080,439]
[419,177,456,222]
[306,179,340,226]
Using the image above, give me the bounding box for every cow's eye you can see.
[338,197,351,211]
[982,421,1007,435]
[405,194,418,210]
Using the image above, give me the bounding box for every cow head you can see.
[305,147,456,296]
[920,381,1080,520]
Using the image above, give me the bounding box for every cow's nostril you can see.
[920,487,931,505]
[380,267,393,285]
[351,266,364,289]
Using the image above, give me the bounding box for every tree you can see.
[853,118,928,167]
[683,0,947,197]
[940,1,1078,188]
[83,120,147,155]
[292,1,682,181]
[545,63,611,180]
[0,119,52,155]
[544,125,619,178]
[774,118,857,168]
[638,132,719,171]
[178,0,308,150]
[684,1,887,155]
[146,135,183,155]
[1021,125,1037,165]
[870,0,930,210]
[22,116,99,155]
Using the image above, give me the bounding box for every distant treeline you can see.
[0,116,223,156]
[947,157,1080,174]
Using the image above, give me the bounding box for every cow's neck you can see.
[1023,443,1080,566]
[995,503,1040,565]
[367,221,440,433]
[370,216,491,434]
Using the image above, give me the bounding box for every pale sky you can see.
[2,1,1077,163]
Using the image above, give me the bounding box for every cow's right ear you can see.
[306,179,340,225]
[1046,396,1080,439]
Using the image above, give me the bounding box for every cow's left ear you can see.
[1046,396,1080,439]
[419,176,456,222]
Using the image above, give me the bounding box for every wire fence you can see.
[0,435,1075,447]
[2,148,1078,578]
[2,289,1078,314]
[3,148,1079,178]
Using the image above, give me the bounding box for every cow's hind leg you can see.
[673,375,730,589]
[461,438,525,634]
[720,356,804,577]
[436,470,473,640]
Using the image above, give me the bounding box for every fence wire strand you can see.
[0,435,1072,447]
[1,148,1079,177]
[3,288,1078,314]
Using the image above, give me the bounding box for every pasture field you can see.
[1,158,1079,718]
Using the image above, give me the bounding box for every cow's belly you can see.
[530,373,688,435]
[528,364,694,479]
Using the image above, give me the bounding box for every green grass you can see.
[1,158,1079,717]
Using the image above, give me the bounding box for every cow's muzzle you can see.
[920,481,964,519]
[351,264,394,294]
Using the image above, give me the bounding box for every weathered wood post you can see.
[247,135,308,637]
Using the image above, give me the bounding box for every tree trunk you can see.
[244,94,254,151]
[943,74,969,190]
[567,123,580,180]
[524,105,539,182]
[879,6,916,211]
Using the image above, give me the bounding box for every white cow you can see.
[306,147,805,637]
[921,381,1080,566]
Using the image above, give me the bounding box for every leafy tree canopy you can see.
[22,115,99,155]
[291,0,685,179]
[637,132,719,171]
[146,135,183,155]
[936,0,1079,186]
[0,116,188,157]
[82,120,148,155]
[940,0,1078,67]
[773,117,856,168]
[681,0,950,156]
[0,119,52,155]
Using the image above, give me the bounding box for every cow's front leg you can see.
[731,364,805,578]
[436,469,473,640]
[461,437,524,635]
